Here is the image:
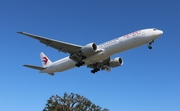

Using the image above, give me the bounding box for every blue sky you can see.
[1,0,180,111]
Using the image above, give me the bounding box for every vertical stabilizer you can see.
[40,52,52,67]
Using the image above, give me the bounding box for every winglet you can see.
[17,32,24,34]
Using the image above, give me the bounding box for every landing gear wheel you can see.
[91,70,96,74]
[91,68,100,74]
[75,64,81,67]
[148,40,154,49]
[96,68,100,72]
[148,45,152,49]
[75,61,85,67]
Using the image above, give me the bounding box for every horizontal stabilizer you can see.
[23,64,46,70]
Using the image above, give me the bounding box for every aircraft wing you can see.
[18,32,82,54]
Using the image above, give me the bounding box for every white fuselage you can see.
[40,28,163,73]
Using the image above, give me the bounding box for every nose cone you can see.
[158,30,163,35]
[154,30,163,37]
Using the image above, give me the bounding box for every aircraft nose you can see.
[154,30,163,37]
[158,30,163,35]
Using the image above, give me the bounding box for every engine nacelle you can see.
[81,43,97,57]
[109,57,123,68]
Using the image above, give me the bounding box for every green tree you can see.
[43,93,109,111]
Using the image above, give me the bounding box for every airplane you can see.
[18,28,163,75]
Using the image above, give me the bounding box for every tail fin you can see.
[40,52,52,67]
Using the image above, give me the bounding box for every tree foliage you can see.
[43,93,109,111]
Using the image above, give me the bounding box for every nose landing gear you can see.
[148,45,152,49]
[148,40,154,49]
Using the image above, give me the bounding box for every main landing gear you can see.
[148,40,154,49]
[91,68,100,74]
[75,61,85,67]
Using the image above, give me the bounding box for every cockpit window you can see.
[153,28,158,31]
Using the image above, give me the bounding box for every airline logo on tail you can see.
[42,57,48,65]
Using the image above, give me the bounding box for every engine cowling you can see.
[109,57,123,68]
[81,43,97,57]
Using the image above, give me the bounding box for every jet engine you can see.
[81,43,97,57]
[109,57,123,68]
